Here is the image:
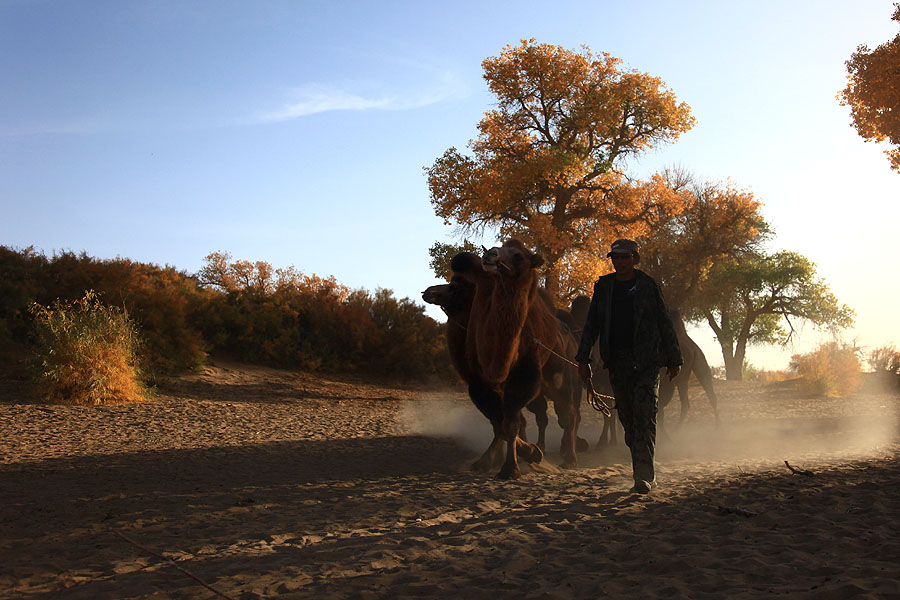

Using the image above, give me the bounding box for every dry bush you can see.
[29,291,148,405]
[790,341,861,397]
[196,252,455,381]
[0,246,207,377]
[3,246,455,383]
[868,344,900,389]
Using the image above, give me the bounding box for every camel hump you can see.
[538,287,556,310]
[668,309,688,336]
[570,295,591,324]
[450,251,482,274]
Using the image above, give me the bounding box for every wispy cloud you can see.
[257,71,467,123]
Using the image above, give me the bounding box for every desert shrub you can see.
[0,246,207,377]
[3,246,454,382]
[359,287,451,380]
[29,291,148,405]
[790,341,861,397]
[868,344,900,389]
[196,252,454,381]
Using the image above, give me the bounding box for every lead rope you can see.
[527,333,615,418]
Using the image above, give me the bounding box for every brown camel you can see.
[569,295,618,448]
[659,310,720,427]
[450,240,582,479]
[421,277,549,452]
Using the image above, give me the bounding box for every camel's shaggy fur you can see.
[450,240,582,479]
[422,276,549,451]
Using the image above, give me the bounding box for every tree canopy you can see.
[427,240,481,281]
[636,170,770,312]
[689,250,855,380]
[427,39,696,300]
[838,3,900,172]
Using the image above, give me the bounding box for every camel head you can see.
[482,239,544,278]
[421,275,475,317]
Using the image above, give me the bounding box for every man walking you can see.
[576,239,682,494]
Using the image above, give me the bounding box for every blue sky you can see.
[3,0,899,370]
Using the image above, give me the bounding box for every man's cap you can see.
[606,239,639,257]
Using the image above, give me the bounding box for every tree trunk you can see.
[540,248,563,303]
[724,355,743,381]
[543,265,559,302]
[720,342,744,381]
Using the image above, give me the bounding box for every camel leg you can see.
[691,348,721,426]
[526,395,549,451]
[596,417,610,449]
[611,412,619,444]
[517,411,529,443]
[706,386,721,426]
[497,354,542,480]
[657,373,676,438]
[474,433,506,472]
[514,407,544,464]
[468,379,506,472]
[591,366,618,448]
[571,384,589,453]
[677,378,690,425]
[596,413,618,449]
[554,390,581,469]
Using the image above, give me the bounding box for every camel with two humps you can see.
[449,240,582,479]
[421,276,550,453]
[423,269,585,470]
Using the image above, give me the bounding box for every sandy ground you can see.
[1,362,899,599]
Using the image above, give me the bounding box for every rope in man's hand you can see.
[585,378,614,417]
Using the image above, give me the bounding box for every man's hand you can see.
[666,365,681,381]
[578,362,592,386]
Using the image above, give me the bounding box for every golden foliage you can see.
[868,343,900,374]
[2,246,454,382]
[29,291,148,405]
[427,39,696,300]
[639,172,769,311]
[197,252,452,379]
[838,4,900,171]
[790,341,861,397]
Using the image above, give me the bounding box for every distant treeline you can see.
[0,246,453,381]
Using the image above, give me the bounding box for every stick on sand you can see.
[112,530,238,600]
[784,460,815,477]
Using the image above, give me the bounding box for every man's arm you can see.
[575,283,603,364]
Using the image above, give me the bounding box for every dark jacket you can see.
[575,269,683,370]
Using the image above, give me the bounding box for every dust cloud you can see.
[398,393,494,453]
[398,382,900,471]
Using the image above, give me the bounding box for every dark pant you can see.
[608,355,660,483]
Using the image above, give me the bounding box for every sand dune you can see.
[1,363,898,599]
